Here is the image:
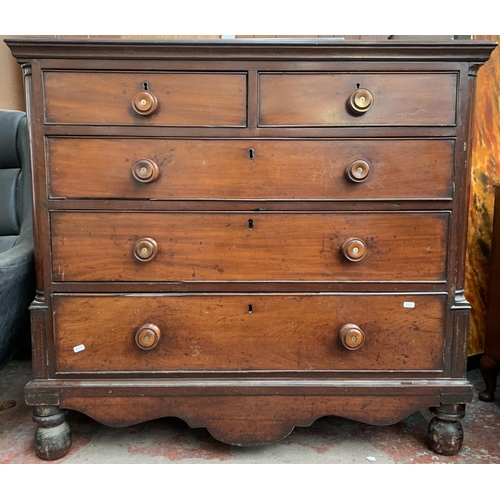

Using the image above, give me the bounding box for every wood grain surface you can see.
[53,293,445,373]
[47,138,455,201]
[259,73,457,126]
[51,211,449,282]
[6,38,494,454]
[43,71,247,126]
[59,393,440,444]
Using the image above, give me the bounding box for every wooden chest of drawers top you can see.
[36,45,462,292]
[11,39,487,215]
[8,38,490,135]
[9,38,493,297]
[42,70,457,127]
[8,41,494,290]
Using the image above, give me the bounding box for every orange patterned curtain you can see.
[466,35,500,354]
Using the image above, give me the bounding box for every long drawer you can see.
[47,138,455,201]
[259,73,457,126]
[51,211,449,282]
[53,293,446,373]
[43,71,247,126]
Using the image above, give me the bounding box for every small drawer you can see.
[43,71,247,127]
[259,73,457,127]
[53,293,446,373]
[47,138,454,201]
[51,211,448,283]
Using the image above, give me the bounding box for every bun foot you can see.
[479,354,500,402]
[33,406,72,461]
[428,404,465,456]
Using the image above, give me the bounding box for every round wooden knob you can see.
[133,237,158,262]
[348,88,374,114]
[132,159,159,183]
[341,237,367,262]
[135,323,161,350]
[346,159,371,183]
[132,90,159,116]
[339,323,365,350]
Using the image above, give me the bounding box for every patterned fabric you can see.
[466,35,500,354]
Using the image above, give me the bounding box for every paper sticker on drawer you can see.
[403,302,415,309]
[73,344,85,353]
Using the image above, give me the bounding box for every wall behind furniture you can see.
[0,36,24,110]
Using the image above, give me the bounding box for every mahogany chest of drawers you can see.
[7,38,495,459]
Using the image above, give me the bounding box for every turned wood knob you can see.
[339,323,365,350]
[133,237,158,262]
[135,323,161,350]
[132,90,159,116]
[347,88,374,114]
[132,159,159,183]
[346,159,371,183]
[341,237,367,261]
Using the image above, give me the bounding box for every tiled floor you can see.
[1,359,499,464]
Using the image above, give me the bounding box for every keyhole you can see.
[356,83,360,89]
[248,219,253,230]
[248,304,253,314]
[143,82,149,91]
[248,148,255,160]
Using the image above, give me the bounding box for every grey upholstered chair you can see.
[0,110,34,368]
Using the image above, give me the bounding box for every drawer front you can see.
[53,294,446,373]
[48,138,454,201]
[51,212,448,282]
[43,72,247,126]
[259,73,457,126]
